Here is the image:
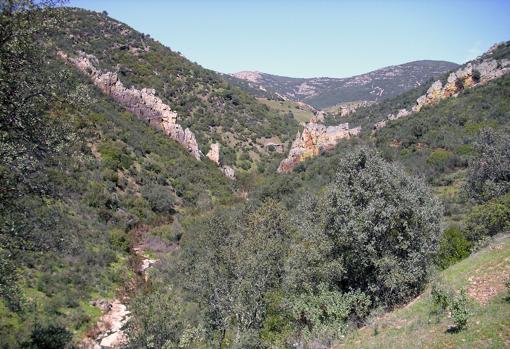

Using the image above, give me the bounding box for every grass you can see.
[257,98,315,123]
[432,170,472,227]
[334,234,510,349]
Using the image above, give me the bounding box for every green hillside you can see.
[52,8,300,168]
[0,60,236,347]
[1,2,509,348]
[335,234,510,349]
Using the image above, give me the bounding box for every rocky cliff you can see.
[60,51,203,160]
[277,122,360,173]
[374,50,510,131]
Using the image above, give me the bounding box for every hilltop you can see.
[226,60,458,109]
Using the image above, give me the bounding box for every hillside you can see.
[0,65,237,347]
[2,2,509,349]
[275,42,510,173]
[52,8,301,172]
[227,60,458,109]
[334,233,510,348]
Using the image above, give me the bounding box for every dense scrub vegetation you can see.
[1,2,509,348]
[50,8,300,170]
[1,2,235,346]
[127,149,443,348]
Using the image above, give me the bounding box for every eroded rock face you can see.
[206,143,220,165]
[277,122,361,173]
[221,165,236,179]
[373,53,510,132]
[338,100,376,117]
[413,58,510,112]
[60,51,202,160]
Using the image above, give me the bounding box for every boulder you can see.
[206,143,221,165]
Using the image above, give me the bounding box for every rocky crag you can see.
[279,43,510,173]
[60,51,203,159]
[277,122,360,173]
[337,100,376,117]
[205,142,235,179]
[374,49,510,130]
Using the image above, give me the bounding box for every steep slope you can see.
[334,234,510,349]
[53,8,300,172]
[0,63,235,347]
[228,60,458,109]
[277,42,510,172]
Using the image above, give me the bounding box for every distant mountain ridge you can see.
[227,60,459,109]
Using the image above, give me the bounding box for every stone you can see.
[206,143,221,165]
[221,165,235,179]
[375,53,510,132]
[60,51,202,160]
[278,121,361,173]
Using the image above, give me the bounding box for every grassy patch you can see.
[258,98,315,123]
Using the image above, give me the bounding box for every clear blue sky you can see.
[67,0,510,78]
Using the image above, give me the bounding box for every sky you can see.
[67,0,510,78]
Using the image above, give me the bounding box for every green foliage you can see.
[22,324,73,349]
[427,149,454,171]
[465,193,510,243]
[126,288,204,349]
[0,249,22,311]
[141,184,175,214]
[51,8,300,169]
[430,282,470,331]
[435,226,471,269]
[179,200,291,347]
[286,148,442,307]
[97,140,133,170]
[465,128,510,203]
[288,285,370,344]
[449,289,470,331]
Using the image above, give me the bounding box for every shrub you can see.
[97,140,133,170]
[141,184,175,214]
[472,69,481,83]
[465,128,510,203]
[450,290,470,331]
[288,285,371,344]
[23,324,73,349]
[435,226,471,269]
[465,193,510,243]
[430,282,470,332]
[287,148,442,307]
[426,149,454,171]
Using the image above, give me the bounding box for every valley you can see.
[1,2,509,349]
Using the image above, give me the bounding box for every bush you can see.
[465,128,510,203]
[430,282,470,332]
[435,226,471,269]
[141,184,175,214]
[22,324,73,349]
[288,285,371,344]
[287,148,442,307]
[450,290,470,331]
[427,149,454,171]
[465,193,510,243]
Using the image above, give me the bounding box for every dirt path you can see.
[80,240,158,349]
